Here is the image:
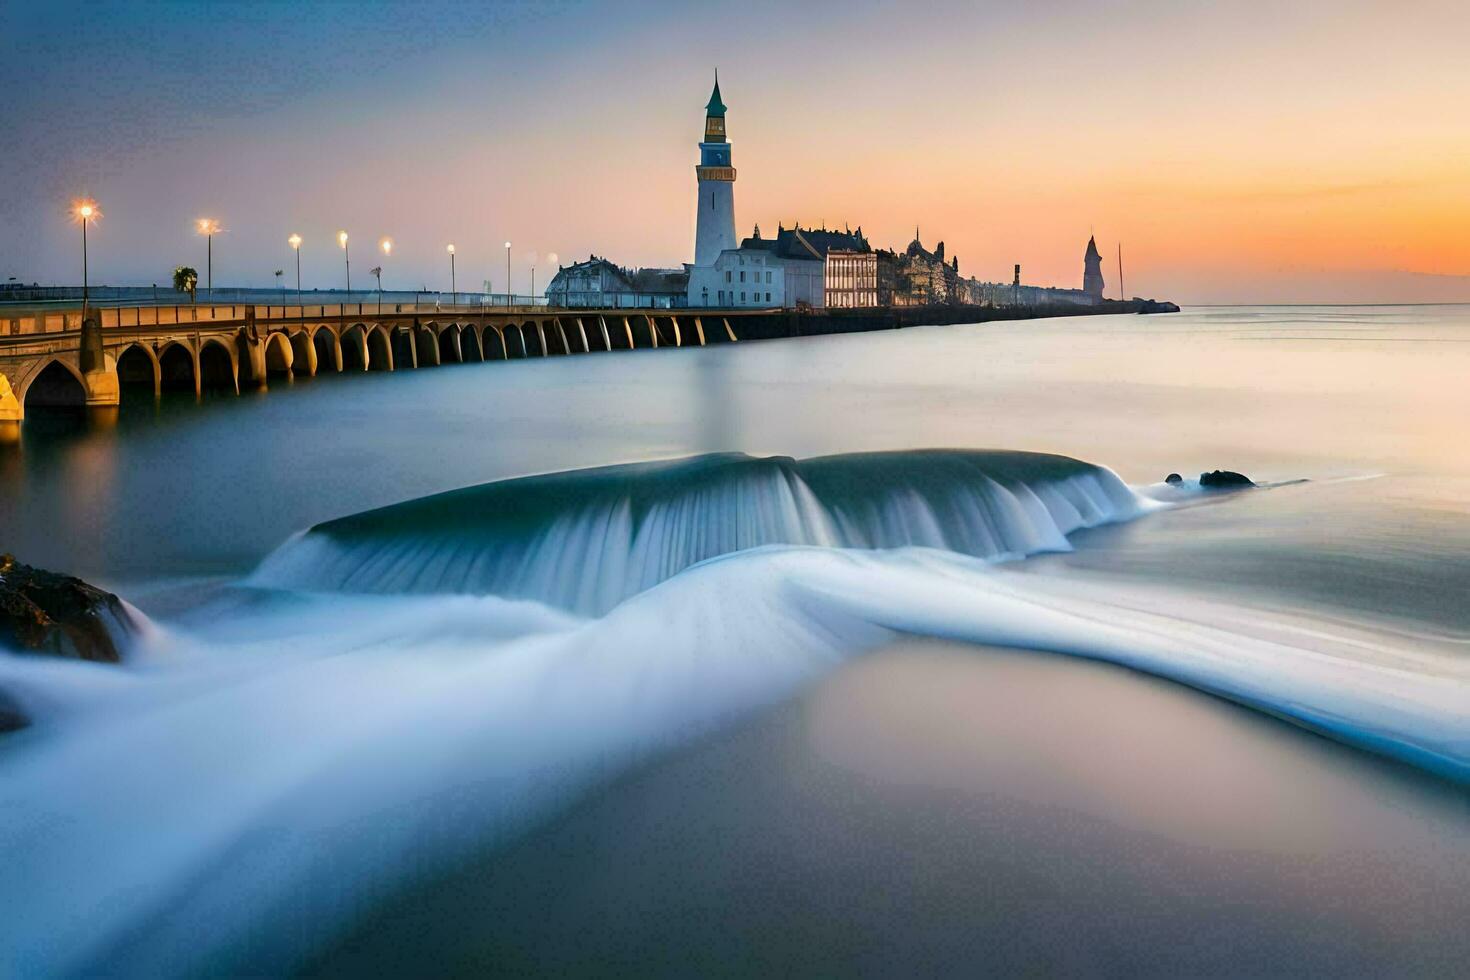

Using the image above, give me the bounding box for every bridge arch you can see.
[200,339,238,394]
[367,324,393,371]
[483,324,508,360]
[21,359,87,411]
[436,325,461,364]
[158,342,197,393]
[459,324,483,362]
[610,315,635,351]
[390,326,416,369]
[308,325,340,372]
[522,322,545,357]
[502,323,527,359]
[288,330,317,376]
[116,343,161,396]
[340,324,368,371]
[414,325,440,367]
[264,332,294,376]
[639,315,660,349]
[546,320,571,356]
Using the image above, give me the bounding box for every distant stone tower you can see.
[1083,235,1105,299]
[694,72,737,266]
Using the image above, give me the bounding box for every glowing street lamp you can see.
[196,218,220,302]
[379,238,396,312]
[338,231,351,300]
[288,233,303,308]
[504,241,512,306]
[446,243,456,306]
[72,199,101,318]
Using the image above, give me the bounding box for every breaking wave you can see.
[250,450,1144,613]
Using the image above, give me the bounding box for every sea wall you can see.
[729,299,1179,342]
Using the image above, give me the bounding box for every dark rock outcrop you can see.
[0,554,134,663]
[1164,473,1183,485]
[1199,470,1255,489]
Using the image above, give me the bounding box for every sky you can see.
[2,0,1468,304]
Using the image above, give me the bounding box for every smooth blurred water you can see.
[2,306,1468,975]
[5,306,1470,611]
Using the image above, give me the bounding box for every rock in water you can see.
[0,554,135,663]
[1199,470,1255,489]
[1165,473,1183,485]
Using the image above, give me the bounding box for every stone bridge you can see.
[0,302,743,438]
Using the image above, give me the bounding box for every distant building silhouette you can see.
[1083,235,1105,299]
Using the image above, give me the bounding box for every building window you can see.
[766,292,771,302]
[765,272,772,283]
[725,271,731,282]
[740,271,746,282]
[718,290,725,304]
[741,292,746,302]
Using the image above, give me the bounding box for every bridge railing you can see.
[100,305,248,329]
[0,300,562,339]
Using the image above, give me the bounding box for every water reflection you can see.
[2,306,1469,597]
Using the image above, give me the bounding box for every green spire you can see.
[705,69,726,117]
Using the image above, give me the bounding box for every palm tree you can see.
[370,265,383,313]
[274,269,285,303]
[173,266,199,303]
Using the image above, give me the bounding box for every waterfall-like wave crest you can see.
[250,450,1144,613]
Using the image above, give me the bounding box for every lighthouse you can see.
[693,72,737,266]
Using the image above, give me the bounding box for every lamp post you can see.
[446,243,456,306]
[338,231,351,303]
[377,238,393,314]
[531,264,536,306]
[504,241,512,307]
[72,199,100,320]
[196,218,220,302]
[288,234,302,307]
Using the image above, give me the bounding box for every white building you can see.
[688,224,870,309]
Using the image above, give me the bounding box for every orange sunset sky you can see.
[3,0,1468,303]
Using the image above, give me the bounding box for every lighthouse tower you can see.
[694,72,737,266]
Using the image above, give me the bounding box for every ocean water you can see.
[1,306,1467,974]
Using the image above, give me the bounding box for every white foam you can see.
[1,545,1465,974]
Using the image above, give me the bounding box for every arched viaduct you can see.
[0,303,742,438]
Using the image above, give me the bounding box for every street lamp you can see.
[72,199,101,319]
[504,241,512,306]
[446,243,456,306]
[338,231,351,301]
[196,218,220,302]
[288,233,302,308]
[377,238,393,313]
